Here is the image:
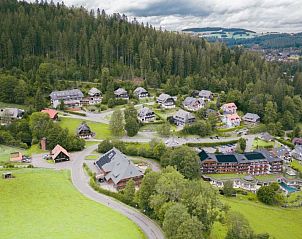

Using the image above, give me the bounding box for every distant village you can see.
[2,85,302,195]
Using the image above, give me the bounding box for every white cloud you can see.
[27,0,302,32]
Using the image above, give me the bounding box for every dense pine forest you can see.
[0,0,302,132]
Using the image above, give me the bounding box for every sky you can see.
[30,0,302,32]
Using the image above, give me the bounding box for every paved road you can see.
[70,145,165,239]
[31,146,164,239]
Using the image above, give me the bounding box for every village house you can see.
[221,102,237,114]
[156,93,176,109]
[49,144,70,163]
[271,146,291,163]
[203,175,260,193]
[292,138,302,145]
[114,88,129,100]
[198,90,214,101]
[41,108,58,120]
[173,109,196,126]
[82,87,102,105]
[95,148,144,190]
[138,107,155,122]
[77,122,94,138]
[182,97,205,111]
[292,145,302,161]
[260,132,274,142]
[199,150,282,175]
[0,108,24,124]
[50,89,84,109]
[242,113,260,124]
[222,113,241,128]
[133,87,149,99]
[10,152,23,162]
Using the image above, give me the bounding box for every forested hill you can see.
[0,0,302,131]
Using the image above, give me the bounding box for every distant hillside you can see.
[182,27,302,49]
[182,27,256,33]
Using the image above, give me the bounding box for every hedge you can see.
[217,125,244,133]
[64,110,86,116]
[275,137,295,149]
[185,139,239,147]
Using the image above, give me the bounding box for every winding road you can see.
[32,145,165,239]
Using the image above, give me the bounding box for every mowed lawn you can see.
[58,117,111,139]
[212,197,302,239]
[0,169,145,239]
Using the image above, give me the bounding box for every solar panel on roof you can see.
[244,152,265,160]
[215,154,238,163]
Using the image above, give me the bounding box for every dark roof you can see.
[199,150,209,161]
[216,154,238,163]
[244,152,266,161]
[77,122,91,134]
[96,149,117,168]
[95,148,143,185]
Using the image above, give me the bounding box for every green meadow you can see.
[0,169,145,239]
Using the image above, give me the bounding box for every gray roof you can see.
[199,90,213,98]
[242,113,260,122]
[114,88,128,95]
[0,108,24,118]
[77,122,91,134]
[157,93,172,102]
[50,89,84,100]
[138,107,154,117]
[260,132,274,141]
[183,97,204,107]
[134,87,148,95]
[174,109,195,120]
[95,148,143,185]
[88,87,101,96]
[292,145,302,154]
[272,146,290,157]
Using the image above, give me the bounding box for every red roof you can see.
[223,103,237,109]
[41,108,58,119]
[51,144,70,160]
[226,114,241,121]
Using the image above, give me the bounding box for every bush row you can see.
[275,137,295,149]
[64,110,86,116]
[185,140,239,147]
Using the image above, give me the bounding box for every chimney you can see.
[40,137,47,151]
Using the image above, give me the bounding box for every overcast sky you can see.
[32,0,302,32]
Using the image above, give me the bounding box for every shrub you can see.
[64,110,86,116]
[186,140,239,147]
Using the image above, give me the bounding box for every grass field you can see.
[291,160,302,172]
[0,101,29,110]
[0,169,145,239]
[211,197,302,239]
[85,141,100,147]
[58,117,111,139]
[252,139,276,149]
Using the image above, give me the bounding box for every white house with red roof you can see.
[222,113,241,128]
[221,103,237,114]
